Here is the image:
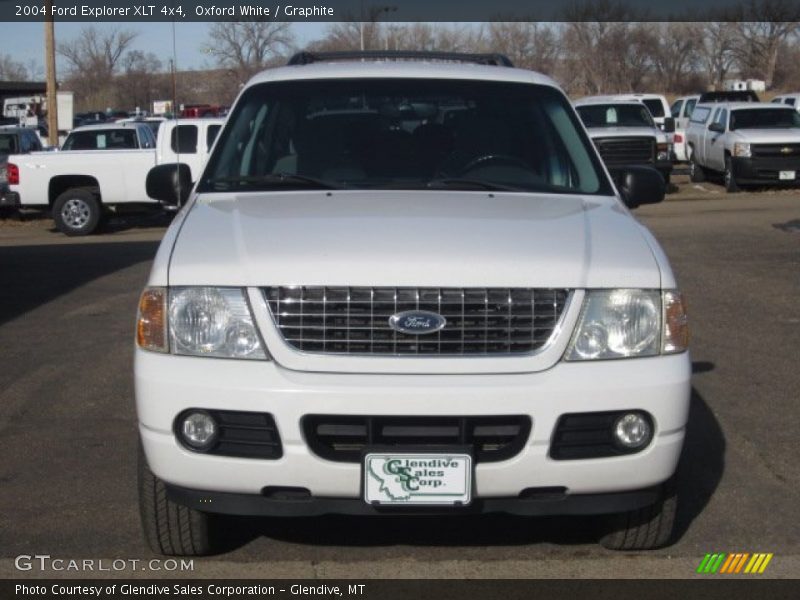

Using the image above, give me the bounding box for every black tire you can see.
[724,156,739,193]
[689,152,705,183]
[52,188,101,236]
[138,441,215,556]
[598,476,677,550]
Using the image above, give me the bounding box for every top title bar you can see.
[2,0,800,22]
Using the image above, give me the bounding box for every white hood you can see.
[168,191,661,290]
[731,129,800,144]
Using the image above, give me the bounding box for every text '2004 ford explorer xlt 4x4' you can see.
[135,51,690,556]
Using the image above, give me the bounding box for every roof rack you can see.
[287,51,514,68]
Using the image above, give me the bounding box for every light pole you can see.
[44,0,58,144]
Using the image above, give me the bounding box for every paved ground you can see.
[0,178,798,579]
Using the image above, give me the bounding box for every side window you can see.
[716,109,728,129]
[171,125,198,154]
[685,99,697,118]
[29,132,42,150]
[207,125,221,151]
[771,97,783,103]
[786,98,796,106]
[670,100,683,118]
[138,126,153,148]
[689,106,710,124]
[19,134,31,152]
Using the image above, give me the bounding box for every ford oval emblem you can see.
[388,310,447,335]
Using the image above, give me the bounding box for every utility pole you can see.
[44,0,58,145]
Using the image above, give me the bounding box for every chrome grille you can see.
[263,287,570,355]
[593,136,655,167]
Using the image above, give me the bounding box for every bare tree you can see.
[0,54,29,80]
[484,23,560,73]
[732,0,800,87]
[650,23,704,93]
[58,26,137,106]
[117,51,164,112]
[700,22,738,90]
[203,21,294,83]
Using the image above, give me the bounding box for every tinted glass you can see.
[690,106,712,124]
[685,99,697,118]
[670,100,683,118]
[207,124,221,151]
[642,99,665,117]
[0,134,18,154]
[62,129,138,150]
[200,79,611,196]
[171,125,198,153]
[730,108,800,130]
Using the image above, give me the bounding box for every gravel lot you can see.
[0,176,798,578]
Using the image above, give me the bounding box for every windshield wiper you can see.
[425,178,526,192]
[207,173,342,190]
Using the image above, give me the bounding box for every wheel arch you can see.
[48,176,101,207]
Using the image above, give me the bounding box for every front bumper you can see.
[136,350,691,508]
[732,155,800,185]
[166,482,664,517]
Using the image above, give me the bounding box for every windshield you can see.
[0,133,18,154]
[199,78,611,195]
[576,104,655,128]
[730,109,800,130]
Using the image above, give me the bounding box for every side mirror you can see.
[146,163,192,206]
[708,122,725,134]
[663,117,675,133]
[614,166,666,209]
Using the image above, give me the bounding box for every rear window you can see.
[577,104,655,128]
[0,133,19,154]
[689,106,712,124]
[62,129,138,150]
[642,99,665,118]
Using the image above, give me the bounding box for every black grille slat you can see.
[751,143,800,158]
[265,287,569,356]
[593,136,655,167]
[303,415,531,463]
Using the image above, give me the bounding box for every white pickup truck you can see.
[686,102,800,192]
[4,118,223,235]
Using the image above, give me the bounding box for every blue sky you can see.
[3,22,328,77]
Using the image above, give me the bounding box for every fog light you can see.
[613,413,652,449]
[180,411,218,450]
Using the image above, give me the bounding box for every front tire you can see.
[52,188,101,236]
[724,156,740,193]
[598,476,677,550]
[138,441,216,556]
[689,153,705,183]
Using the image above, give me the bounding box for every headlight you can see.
[565,290,661,360]
[733,142,751,157]
[657,142,670,161]
[169,287,267,359]
[136,286,268,359]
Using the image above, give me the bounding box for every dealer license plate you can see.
[779,170,796,180]
[363,453,472,506]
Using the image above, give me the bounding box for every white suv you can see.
[135,51,691,556]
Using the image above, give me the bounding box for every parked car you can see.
[135,51,689,557]
[685,101,800,192]
[771,93,800,110]
[0,126,44,213]
[669,95,700,162]
[5,118,223,234]
[575,97,673,185]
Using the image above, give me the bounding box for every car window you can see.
[28,131,42,150]
[670,100,683,118]
[685,99,697,118]
[207,124,221,151]
[19,133,32,152]
[138,126,155,148]
[771,97,783,103]
[62,129,138,150]
[730,108,800,130]
[171,125,198,154]
[786,98,796,107]
[576,104,655,128]
[641,98,665,118]
[200,78,612,196]
[715,108,728,129]
[0,133,19,153]
[689,106,712,124]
